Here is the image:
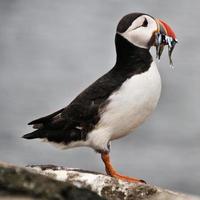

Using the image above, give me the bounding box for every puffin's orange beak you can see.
[156,19,177,41]
[155,18,177,65]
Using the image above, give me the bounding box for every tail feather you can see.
[22,129,65,143]
[22,128,85,144]
[28,108,64,125]
[22,129,46,139]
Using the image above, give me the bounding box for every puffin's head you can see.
[117,13,177,65]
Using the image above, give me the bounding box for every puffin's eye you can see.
[142,18,148,27]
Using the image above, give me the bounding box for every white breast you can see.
[88,61,161,150]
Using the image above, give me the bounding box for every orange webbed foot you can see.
[101,152,146,184]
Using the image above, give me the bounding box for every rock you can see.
[0,162,199,200]
[0,162,104,200]
[27,164,200,200]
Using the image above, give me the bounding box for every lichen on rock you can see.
[0,162,104,200]
[0,162,200,200]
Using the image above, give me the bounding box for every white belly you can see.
[88,61,161,150]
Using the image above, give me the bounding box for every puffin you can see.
[23,13,177,183]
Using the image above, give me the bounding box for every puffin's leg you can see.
[101,151,146,183]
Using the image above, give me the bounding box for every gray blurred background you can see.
[0,0,199,196]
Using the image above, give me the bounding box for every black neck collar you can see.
[113,34,152,73]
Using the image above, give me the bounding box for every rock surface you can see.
[0,162,103,200]
[0,162,199,200]
[27,165,200,200]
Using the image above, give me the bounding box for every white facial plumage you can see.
[119,15,157,49]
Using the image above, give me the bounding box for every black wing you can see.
[23,68,126,144]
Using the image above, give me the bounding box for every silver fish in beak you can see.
[155,19,178,66]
